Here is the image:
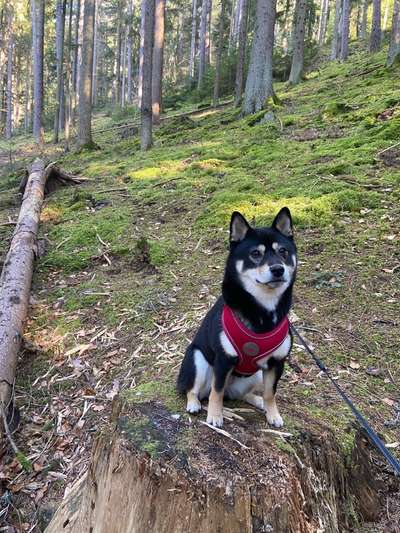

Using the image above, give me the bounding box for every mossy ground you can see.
[0,47,399,528]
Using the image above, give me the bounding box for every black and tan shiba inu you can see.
[177,208,297,427]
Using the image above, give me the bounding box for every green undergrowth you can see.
[2,47,399,465]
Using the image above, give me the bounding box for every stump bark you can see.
[45,397,386,533]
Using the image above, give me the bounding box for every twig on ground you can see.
[199,421,250,449]
[151,176,184,188]
[1,404,19,454]
[261,428,294,438]
[377,141,400,156]
[96,187,129,194]
[0,221,17,227]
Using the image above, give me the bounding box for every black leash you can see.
[290,323,400,477]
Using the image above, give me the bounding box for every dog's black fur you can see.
[177,207,297,427]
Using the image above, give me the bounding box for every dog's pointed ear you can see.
[272,207,293,238]
[230,212,251,242]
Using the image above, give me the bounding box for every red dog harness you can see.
[222,305,289,376]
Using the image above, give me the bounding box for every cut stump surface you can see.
[46,397,389,533]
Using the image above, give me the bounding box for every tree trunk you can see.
[115,0,124,105]
[44,398,385,533]
[331,0,342,60]
[127,0,134,103]
[340,0,350,60]
[232,0,242,49]
[206,0,212,65]
[152,0,166,125]
[234,0,248,107]
[0,159,46,420]
[197,0,210,90]
[289,0,307,85]
[242,0,277,115]
[141,0,155,151]
[138,0,146,107]
[121,28,128,107]
[188,0,198,83]
[65,0,74,151]
[78,0,96,149]
[369,0,381,52]
[72,0,81,124]
[387,0,400,66]
[54,0,66,143]
[213,0,226,107]
[5,8,13,140]
[31,0,45,145]
[24,58,31,133]
[383,0,390,29]
[318,0,329,46]
[360,0,369,39]
[228,0,237,53]
[92,0,98,107]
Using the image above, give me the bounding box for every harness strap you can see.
[222,306,289,376]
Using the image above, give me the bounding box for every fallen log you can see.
[45,394,388,533]
[0,159,47,424]
[0,159,82,433]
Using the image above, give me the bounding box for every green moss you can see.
[123,380,181,411]
[324,101,353,117]
[149,240,177,266]
[39,205,132,272]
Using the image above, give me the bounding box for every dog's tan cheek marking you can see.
[291,254,296,267]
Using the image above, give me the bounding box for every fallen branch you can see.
[0,221,17,227]
[18,161,85,196]
[377,141,400,156]
[93,99,234,135]
[151,176,184,188]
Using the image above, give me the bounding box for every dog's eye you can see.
[279,247,288,256]
[250,249,262,260]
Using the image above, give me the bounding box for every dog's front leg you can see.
[262,362,284,428]
[207,355,235,427]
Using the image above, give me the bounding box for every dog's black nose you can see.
[270,265,284,278]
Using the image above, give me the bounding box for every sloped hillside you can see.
[0,48,399,530]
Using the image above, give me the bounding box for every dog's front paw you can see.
[186,397,202,413]
[266,411,284,428]
[206,411,224,427]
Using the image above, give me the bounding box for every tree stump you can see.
[45,391,386,533]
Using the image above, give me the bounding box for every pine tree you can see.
[289,0,307,85]
[54,0,67,143]
[387,0,400,66]
[234,0,248,106]
[152,0,166,124]
[141,0,155,150]
[340,0,350,61]
[243,0,277,115]
[31,0,45,145]
[213,0,226,106]
[369,0,381,52]
[198,0,211,90]
[78,0,96,149]
[5,7,13,140]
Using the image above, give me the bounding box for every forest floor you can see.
[0,47,399,532]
